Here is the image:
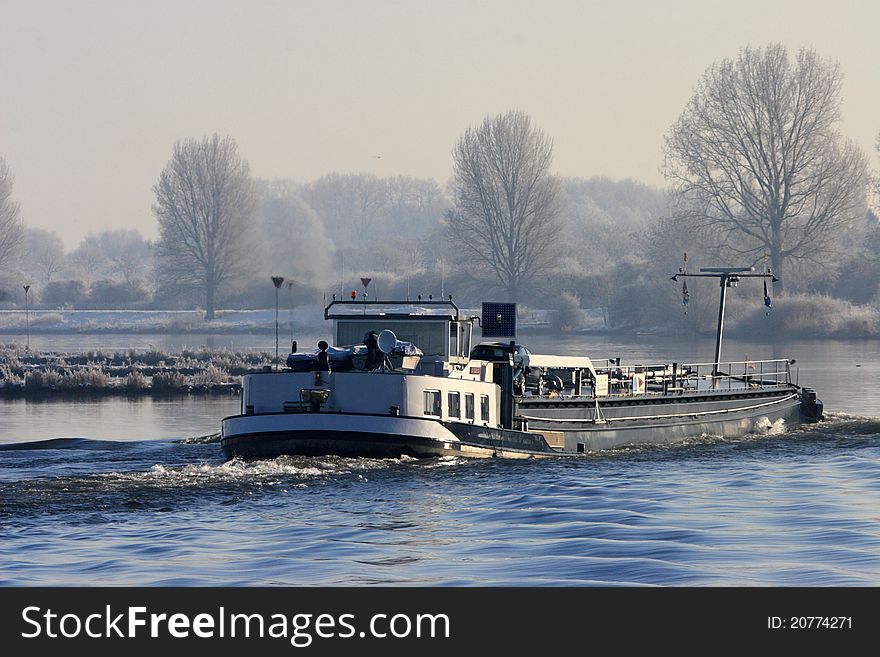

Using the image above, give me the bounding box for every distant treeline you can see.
[0,173,879,338]
[0,174,670,312]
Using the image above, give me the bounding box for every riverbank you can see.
[0,308,325,335]
[0,345,276,398]
[2,297,877,343]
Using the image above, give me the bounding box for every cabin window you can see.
[424,390,442,417]
[465,393,475,421]
[336,320,446,356]
[480,395,490,423]
[449,323,459,359]
[448,391,461,419]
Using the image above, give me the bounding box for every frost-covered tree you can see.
[0,157,24,274]
[875,133,880,210]
[22,228,65,283]
[664,44,867,294]
[69,229,153,286]
[447,111,562,302]
[259,193,335,285]
[302,173,386,246]
[153,134,255,320]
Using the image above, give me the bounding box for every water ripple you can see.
[1,416,880,585]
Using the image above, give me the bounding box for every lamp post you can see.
[271,276,285,369]
[360,277,371,315]
[22,285,30,350]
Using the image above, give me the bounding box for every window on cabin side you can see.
[424,390,442,417]
[448,391,461,419]
[465,393,475,421]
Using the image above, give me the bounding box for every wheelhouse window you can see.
[465,393,475,421]
[448,391,461,419]
[337,320,446,356]
[480,395,490,423]
[424,390,442,417]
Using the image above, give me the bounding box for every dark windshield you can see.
[470,344,530,361]
[470,345,508,360]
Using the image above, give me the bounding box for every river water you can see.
[1,333,879,585]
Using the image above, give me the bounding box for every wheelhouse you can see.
[325,298,473,365]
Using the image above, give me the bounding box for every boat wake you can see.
[0,443,470,522]
[174,431,222,444]
[754,416,787,435]
[811,411,880,436]
[573,411,880,459]
[141,453,429,483]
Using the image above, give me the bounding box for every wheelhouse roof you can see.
[324,299,460,321]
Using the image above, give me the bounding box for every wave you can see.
[0,437,133,451]
[812,412,880,436]
[0,453,435,522]
[174,431,222,444]
[3,453,424,498]
[571,412,880,460]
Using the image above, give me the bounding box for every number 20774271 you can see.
[768,617,852,630]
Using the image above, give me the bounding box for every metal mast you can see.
[671,266,778,383]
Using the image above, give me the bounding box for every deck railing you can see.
[588,358,792,396]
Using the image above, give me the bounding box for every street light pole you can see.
[271,276,285,369]
[360,277,371,315]
[22,285,30,350]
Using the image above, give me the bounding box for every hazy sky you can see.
[1,0,878,249]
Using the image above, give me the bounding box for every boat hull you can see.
[221,413,533,459]
[516,387,805,452]
[221,387,808,460]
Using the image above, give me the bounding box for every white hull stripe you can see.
[223,412,460,443]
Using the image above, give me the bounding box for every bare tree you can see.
[447,111,562,302]
[561,176,667,270]
[153,134,255,320]
[259,193,335,284]
[875,133,880,209]
[664,44,867,294]
[303,173,387,246]
[0,157,24,273]
[65,241,105,288]
[384,176,448,237]
[22,228,65,283]
[72,229,154,286]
